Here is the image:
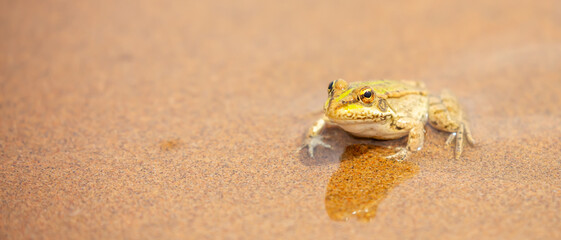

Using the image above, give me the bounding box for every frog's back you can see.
[349,80,426,97]
[387,94,429,122]
[363,80,429,122]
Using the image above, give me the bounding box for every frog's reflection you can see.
[325,144,418,221]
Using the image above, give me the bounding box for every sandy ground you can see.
[1,0,561,239]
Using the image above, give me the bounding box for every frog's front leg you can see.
[387,117,426,161]
[301,116,332,157]
[428,90,475,159]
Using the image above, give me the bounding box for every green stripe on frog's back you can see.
[350,80,426,98]
[334,88,353,102]
[325,88,355,112]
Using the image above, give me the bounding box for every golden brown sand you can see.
[326,145,419,221]
[1,0,561,239]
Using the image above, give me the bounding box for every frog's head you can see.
[324,79,392,123]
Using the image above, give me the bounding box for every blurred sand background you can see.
[1,0,561,239]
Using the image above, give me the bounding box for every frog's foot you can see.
[301,117,332,157]
[428,90,476,159]
[385,147,409,162]
[377,115,425,162]
[442,122,476,158]
[300,135,332,157]
[388,117,425,161]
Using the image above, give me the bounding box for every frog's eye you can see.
[328,81,334,94]
[359,87,375,104]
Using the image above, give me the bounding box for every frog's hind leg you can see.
[428,90,475,159]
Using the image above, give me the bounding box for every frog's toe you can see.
[303,136,332,157]
[385,147,409,162]
[445,132,456,146]
[467,136,476,146]
[464,122,476,146]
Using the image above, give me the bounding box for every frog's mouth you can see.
[326,109,393,124]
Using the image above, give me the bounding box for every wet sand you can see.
[325,145,419,221]
[1,0,561,239]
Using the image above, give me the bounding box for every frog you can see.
[302,79,475,161]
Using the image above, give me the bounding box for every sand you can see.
[1,0,561,239]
